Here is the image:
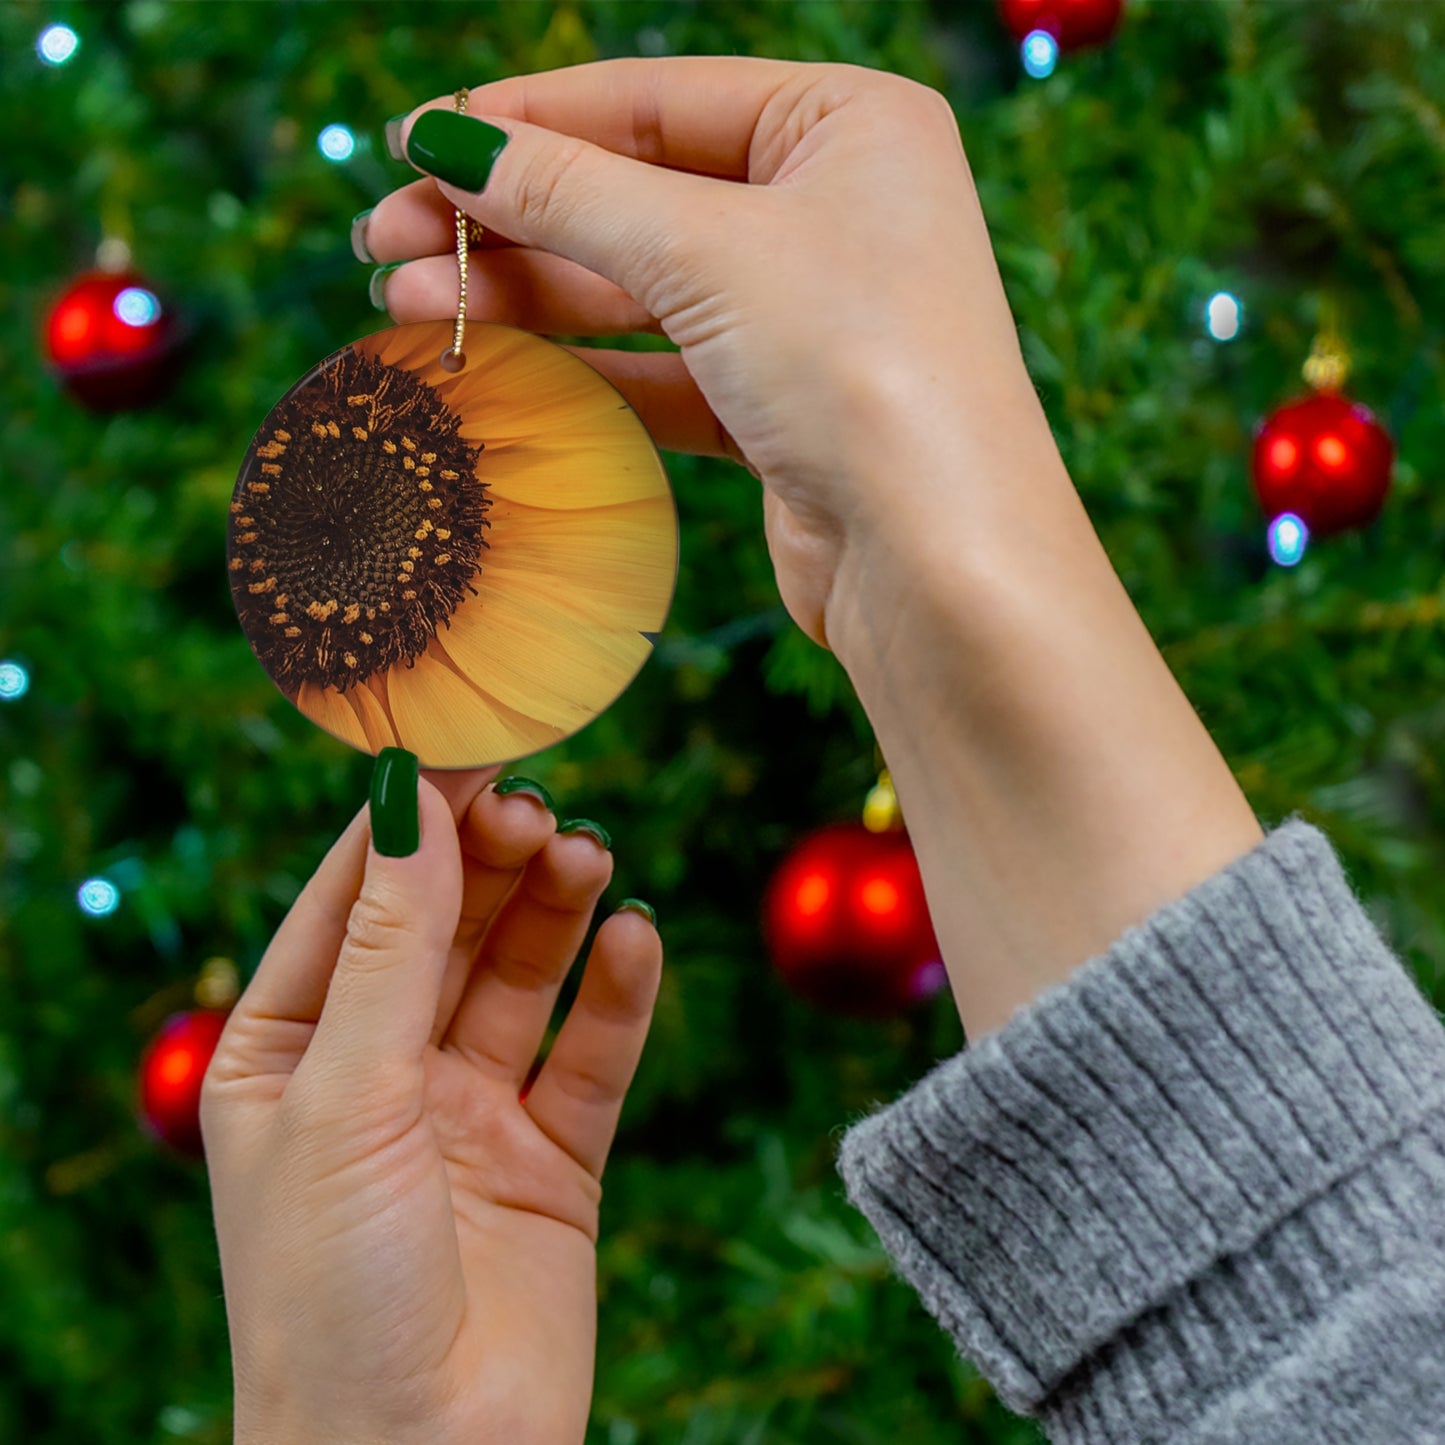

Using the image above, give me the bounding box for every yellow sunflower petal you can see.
[297,681,375,752]
[437,583,653,731]
[354,323,455,376]
[474,428,668,510]
[388,648,566,768]
[484,495,677,632]
[342,677,400,753]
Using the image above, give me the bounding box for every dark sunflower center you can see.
[228,347,490,694]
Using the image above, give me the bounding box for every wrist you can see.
[822,348,1074,664]
[825,425,1262,1040]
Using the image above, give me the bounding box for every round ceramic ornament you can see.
[226,92,676,769]
[227,318,677,768]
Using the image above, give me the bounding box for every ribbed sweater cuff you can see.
[835,817,1445,1432]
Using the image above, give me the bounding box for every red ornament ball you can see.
[1251,392,1394,538]
[763,822,945,1018]
[998,0,1124,49]
[137,1009,230,1158]
[44,269,181,410]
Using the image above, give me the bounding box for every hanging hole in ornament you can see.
[439,348,467,373]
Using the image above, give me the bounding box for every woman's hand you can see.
[362,60,1262,1043]
[201,762,661,1445]
[361,57,1063,662]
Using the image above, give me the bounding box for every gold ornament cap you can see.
[863,768,903,833]
[1303,296,1350,392]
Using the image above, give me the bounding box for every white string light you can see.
[318,124,356,162]
[37,24,79,66]
[77,878,121,917]
[0,660,30,701]
[1022,30,1059,79]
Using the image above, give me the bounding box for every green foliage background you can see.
[1,1,1443,1441]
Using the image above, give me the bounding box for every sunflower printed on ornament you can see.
[227,319,678,769]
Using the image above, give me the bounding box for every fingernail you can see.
[617,898,656,926]
[493,775,556,812]
[350,208,375,264]
[370,747,420,857]
[558,818,611,851]
[369,261,403,312]
[384,113,409,162]
[405,110,510,192]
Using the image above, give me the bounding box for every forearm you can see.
[827,391,1263,1041]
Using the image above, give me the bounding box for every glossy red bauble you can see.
[763,822,945,1018]
[998,0,1125,49]
[44,269,181,410]
[137,1009,230,1157]
[1251,392,1394,537]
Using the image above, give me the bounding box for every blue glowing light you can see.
[38,24,79,65]
[1206,291,1243,341]
[1268,512,1309,567]
[1022,30,1059,79]
[0,661,29,700]
[78,878,121,917]
[114,287,161,328]
[318,124,356,162]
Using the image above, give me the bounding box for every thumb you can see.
[304,750,463,1090]
[397,106,741,316]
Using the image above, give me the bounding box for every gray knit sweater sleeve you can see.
[835,817,1445,1443]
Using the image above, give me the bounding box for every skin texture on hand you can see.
[202,768,662,1445]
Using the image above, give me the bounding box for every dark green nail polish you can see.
[370,748,419,857]
[617,898,656,926]
[558,818,611,851]
[350,208,375,264]
[494,775,556,812]
[369,261,403,311]
[405,110,510,192]
[384,113,408,162]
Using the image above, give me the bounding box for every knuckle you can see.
[340,893,409,967]
[893,74,958,130]
[551,1057,619,1110]
[486,940,558,993]
[512,135,590,231]
[380,260,434,322]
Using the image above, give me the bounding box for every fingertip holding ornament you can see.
[371,747,420,858]
[226,319,679,769]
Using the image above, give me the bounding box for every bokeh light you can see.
[77,878,121,917]
[37,24,79,66]
[1022,30,1059,79]
[859,876,900,918]
[794,872,831,918]
[1205,291,1242,341]
[1268,512,1309,567]
[0,660,29,700]
[114,287,162,327]
[317,124,356,162]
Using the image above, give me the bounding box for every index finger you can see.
[410,54,809,181]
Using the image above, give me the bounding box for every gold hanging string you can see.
[441,88,474,372]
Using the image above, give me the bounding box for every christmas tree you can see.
[2,3,1442,1442]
